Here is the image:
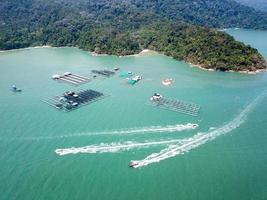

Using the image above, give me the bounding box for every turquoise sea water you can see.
[0,29,267,200]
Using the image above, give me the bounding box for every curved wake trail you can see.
[55,139,187,156]
[1,123,197,141]
[132,91,267,168]
[55,91,266,168]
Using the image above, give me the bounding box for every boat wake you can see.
[60,123,198,138]
[1,123,198,141]
[55,139,187,156]
[131,91,267,168]
[56,91,266,168]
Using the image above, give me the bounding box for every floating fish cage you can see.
[41,89,107,112]
[127,75,142,85]
[52,72,90,86]
[91,70,115,77]
[119,71,132,78]
[150,95,201,116]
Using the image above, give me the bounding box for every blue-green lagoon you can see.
[0,29,267,200]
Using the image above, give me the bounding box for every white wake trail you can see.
[132,92,267,168]
[55,139,187,156]
[57,123,198,138]
[0,123,198,141]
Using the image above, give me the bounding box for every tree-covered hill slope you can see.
[128,0,267,29]
[0,0,266,72]
[235,0,267,12]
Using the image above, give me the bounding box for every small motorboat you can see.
[113,67,120,71]
[192,124,198,128]
[11,85,22,92]
[129,161,139,168]
[150,93,162,101]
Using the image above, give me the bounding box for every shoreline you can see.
[188,62,266,74]
[0,45,53,53]
[1,46,266,74]
[92,49,266,75]
[91,49,158,57]
[189,63,266,75]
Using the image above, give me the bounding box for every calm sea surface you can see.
[0,29,267,200]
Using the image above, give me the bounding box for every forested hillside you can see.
[235,0,267,12]
[129,0,267,29]
[0,0,266,71]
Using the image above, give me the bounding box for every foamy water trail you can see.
[57,123,198,138]
[0,123,197,141]
[55,139,187,156]
[132,92,267,168]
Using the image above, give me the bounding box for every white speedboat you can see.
[129,161,139,168]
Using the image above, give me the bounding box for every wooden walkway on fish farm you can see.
[91,70,115,77]
[41,89,108,112]
[150,97,201,116]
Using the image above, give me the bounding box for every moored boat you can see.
[127,75,142,85]
[162,78,173,86]
[150,93,162,101]
[52,74,60,79]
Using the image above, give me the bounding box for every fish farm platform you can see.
[41,89,107,112]
[119,71,132,78]
[150,96,201,116]
[91,70,115,77]
[52,72,90,86]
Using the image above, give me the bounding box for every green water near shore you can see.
[0,29,267,200]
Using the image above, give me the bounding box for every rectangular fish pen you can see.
[41,89,107,112]
[91,70,115,77]
[52,72,91,86]
[149,94,201,116]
